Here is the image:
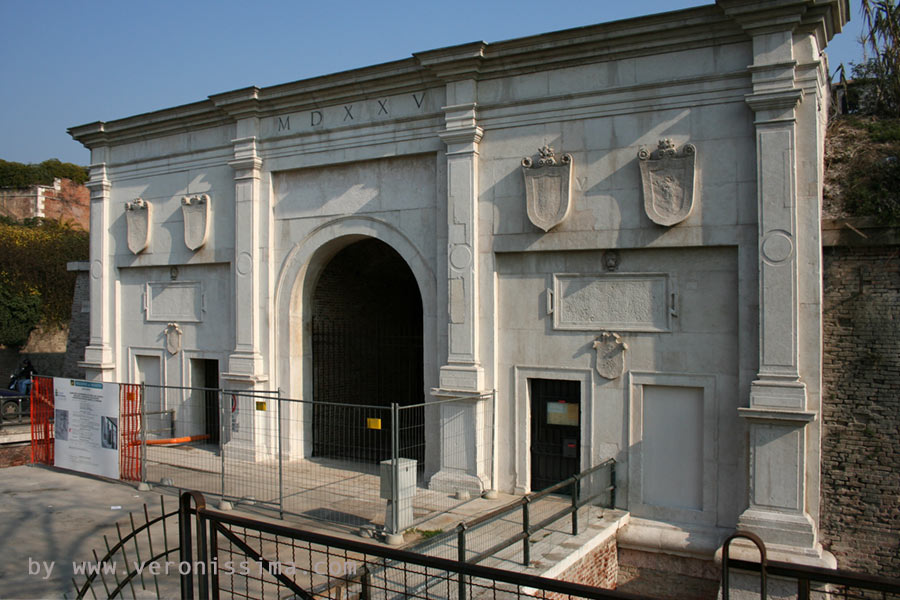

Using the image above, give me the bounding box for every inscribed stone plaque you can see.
[553,274,670,332]
[146,281,202,322]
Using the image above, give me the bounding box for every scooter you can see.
[1,360,35,421]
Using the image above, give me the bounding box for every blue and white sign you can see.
[54,378,120,479]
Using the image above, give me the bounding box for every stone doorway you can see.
[310,238,424,464]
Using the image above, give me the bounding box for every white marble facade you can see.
[70,0,849,566]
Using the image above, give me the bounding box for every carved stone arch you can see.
[273,216,438,417]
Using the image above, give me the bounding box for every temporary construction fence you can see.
[30,375,54,465]
[137,385,495,536]
[31,376,496,536]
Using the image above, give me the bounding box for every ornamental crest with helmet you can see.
[637,139,697,227]
[522,145,574,232]
[181,193,210,251]
[125,197,152,255]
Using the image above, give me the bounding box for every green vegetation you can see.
[827,3,900,223]
[857,1,900,116]
[0,158,89,188]
[410,528,444,539]
[0,272,42,346]
[0,218,88,345]
[826,116,900,224]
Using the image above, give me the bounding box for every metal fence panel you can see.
[30,375,54,465]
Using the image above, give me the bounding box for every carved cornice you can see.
[69,5,745,150]
[210,87,262,120]
[719,0,849,40]
[414,42,486,81]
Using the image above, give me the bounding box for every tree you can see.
[858,0,900,116]
[0,159,89,188]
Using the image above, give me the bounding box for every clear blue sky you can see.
[0,0,867,167]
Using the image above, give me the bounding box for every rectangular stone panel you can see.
[642,385,704,511]
[145,281,202,322]
[553,273,670,332]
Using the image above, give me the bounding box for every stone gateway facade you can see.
[70,0,849,571]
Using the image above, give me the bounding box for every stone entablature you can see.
[69,0,849,569]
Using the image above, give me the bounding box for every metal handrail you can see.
[418,458,616,566]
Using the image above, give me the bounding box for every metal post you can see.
[178,494,194,600]
[277,389,284,519]
[457,523,467,600]
[491,389,498,493]
[390,402,400,535]
[610,461,616,508]
[140,384,147,483]
[797,578,810,600]
[219,390,226,501]
[522,497,531,566]
[196,510,209,599]
[571,473,580,536]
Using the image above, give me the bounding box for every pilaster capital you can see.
[229,136,263,178]
[86,163,110,196]
[439,126,484,154]
[746,88,804,113]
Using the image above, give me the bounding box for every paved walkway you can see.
[0,464,625,598]
[0,465,164,598]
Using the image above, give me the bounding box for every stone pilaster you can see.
[725,14,822,556]
[223,128,266,386]
[430,80,491,495]
[79,160,116,381]
[437,84,484,393]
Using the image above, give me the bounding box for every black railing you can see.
[178,490,652,600]
[722,531,900,599]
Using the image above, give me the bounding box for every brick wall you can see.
[820,231,900,576]
[0,443,31,468]
[560,535,618,589]
[43,178,90,228]
[543,535,618,597]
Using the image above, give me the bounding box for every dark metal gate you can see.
[530,378,581,492]
[311,318,424,464]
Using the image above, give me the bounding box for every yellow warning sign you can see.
[366,418,382,430]
[255,401,267,411]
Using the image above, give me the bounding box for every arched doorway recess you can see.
[310,238,424,464]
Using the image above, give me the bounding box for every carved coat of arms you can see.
[593,332,628,380]
[181,194,210,251]
[638,139,697,227]
[165,322,183,355]
[522,146,574,232]
[125,198,152,255]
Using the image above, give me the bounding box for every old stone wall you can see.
[0,178,89,229]
[820,227,900,576]
[62,262,90,379]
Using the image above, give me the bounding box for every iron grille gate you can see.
[311,317,424,465]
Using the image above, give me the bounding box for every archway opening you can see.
[311,238,424,464]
